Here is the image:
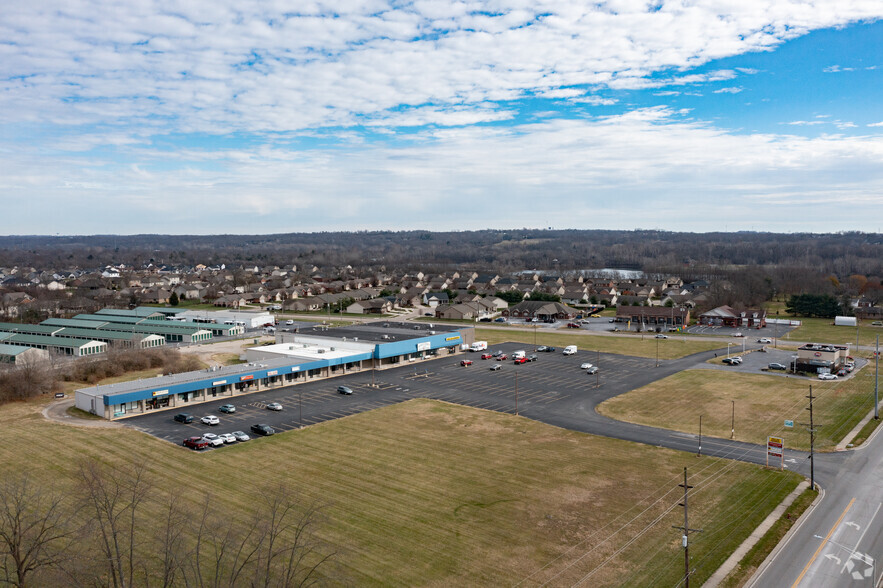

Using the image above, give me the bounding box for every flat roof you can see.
[304,321,462,344]
[0,343,35,356]
[54,328,138,341]
[78,355,301,397]
[253,340,376,361]
[0,322,63,336]
[5,333,106,349]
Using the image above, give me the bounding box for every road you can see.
[750,432,883,588]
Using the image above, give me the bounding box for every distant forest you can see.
[0,229,880,279]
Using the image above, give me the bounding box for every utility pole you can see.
[698,415,702,456]
[673,468,702,588]
[875,335,879,420]
[731,400,735,440]
[800,385,820,491]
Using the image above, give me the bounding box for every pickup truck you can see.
[183,436,209,450]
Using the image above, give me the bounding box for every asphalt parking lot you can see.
[124,341,666,449]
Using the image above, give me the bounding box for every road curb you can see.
[743,483,824,588]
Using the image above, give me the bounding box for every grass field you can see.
[598,367,878,451]
[0,396,802,586]
[475,327,723,360]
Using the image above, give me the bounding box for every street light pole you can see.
[698,415,702,456]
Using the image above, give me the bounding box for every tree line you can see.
[0,461,336,587]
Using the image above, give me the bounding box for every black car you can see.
[543,346,556,352]
[250,424,275,436]
[173,413,194,424]
[527,354,538,362]
[337,386,353,395]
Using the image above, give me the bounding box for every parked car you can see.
[655,334,668,339]
[580,362,594,369]
[424,312,433,316]
[768,363,788,371]
[492,350,503,357]
[513,357,528,364]
[174,413,194,424]
[496,354,508,361]
[872,321,882,326]
[494,317,506,322]
[490,364,501,371]
[536,346,548,352]
[722,357,742,365]
[586,366,599,375]
[337,386,353,395]
[201,433,223,447]
[285,320,294,325]
[481,353,492,360]
[183,436,208,450]
[527,354,538,362]
[543,346,556,353]
[590,313,601,318]
[250,424,275,436]
[460,359,473,366]
[219,404,236,413]
[566,322,580,328]
[818,373,838,380]
[479,318,492,322]
[757,338,772,344]
[218,433,237,443]
[201,415,220,426]
[266,402,283,410]
[733,332,744,337]
[231,430,250,442]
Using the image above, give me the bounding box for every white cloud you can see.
[869,121,883,127]
[714,87,743,94]
[2,107,881,233]
[1,1,881,134]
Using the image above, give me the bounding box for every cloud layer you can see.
[0,1,881,234]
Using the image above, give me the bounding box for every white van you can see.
[563,345,577,355]
[512,350,526,360]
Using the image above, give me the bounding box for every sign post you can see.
[767,436,784,470]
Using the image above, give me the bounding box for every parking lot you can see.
[124,341,667,449]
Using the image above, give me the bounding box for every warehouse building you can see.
[0,344,50,364]
[0,332,107,356]
[76,322,473,420]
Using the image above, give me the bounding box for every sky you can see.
[1,1,882,235]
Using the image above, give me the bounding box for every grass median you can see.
[3,396,801,586]
[476,327,722,360]
[598,368,877,451]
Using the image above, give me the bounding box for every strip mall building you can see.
[76,322,474,420]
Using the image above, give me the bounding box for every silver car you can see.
[231,431,250,442]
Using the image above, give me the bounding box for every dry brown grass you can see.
[598,368,876,451]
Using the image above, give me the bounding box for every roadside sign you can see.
[767,436,785,470]
[784,420,794,428]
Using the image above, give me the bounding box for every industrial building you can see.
[0,343,49,364]
[76,322,474,420]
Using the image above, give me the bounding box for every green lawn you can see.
[779,316,883,349]
[598,367,877,451]
[476,327,723,360]
[0,397,802,586]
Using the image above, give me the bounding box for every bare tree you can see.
[76,460,152,588]
[0,474,76,588]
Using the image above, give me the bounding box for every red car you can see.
[496,354,508,361]
[460,359,473,366]
[183,436,209,450]
[567,322,580,328]
[480,353,493,360]
[513,357,529,364]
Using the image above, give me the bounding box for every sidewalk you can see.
[705,479,811,587]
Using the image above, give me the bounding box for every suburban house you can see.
[501,301,579,321]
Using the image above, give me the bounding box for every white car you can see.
[733,332,744,337]
[201,433,223,447]
[818,373,838,380]
[580,362,594,370]
[285,320,294,326]
[757,338,772,344]
[266,402,283,411]
[201,415,220,426]
[218,433,236,443]
[231,430,250,442]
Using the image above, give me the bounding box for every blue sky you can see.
[0,2,881,235]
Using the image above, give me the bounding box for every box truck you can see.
[469,341,488,352]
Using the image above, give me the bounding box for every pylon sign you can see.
[767,436,784,469]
